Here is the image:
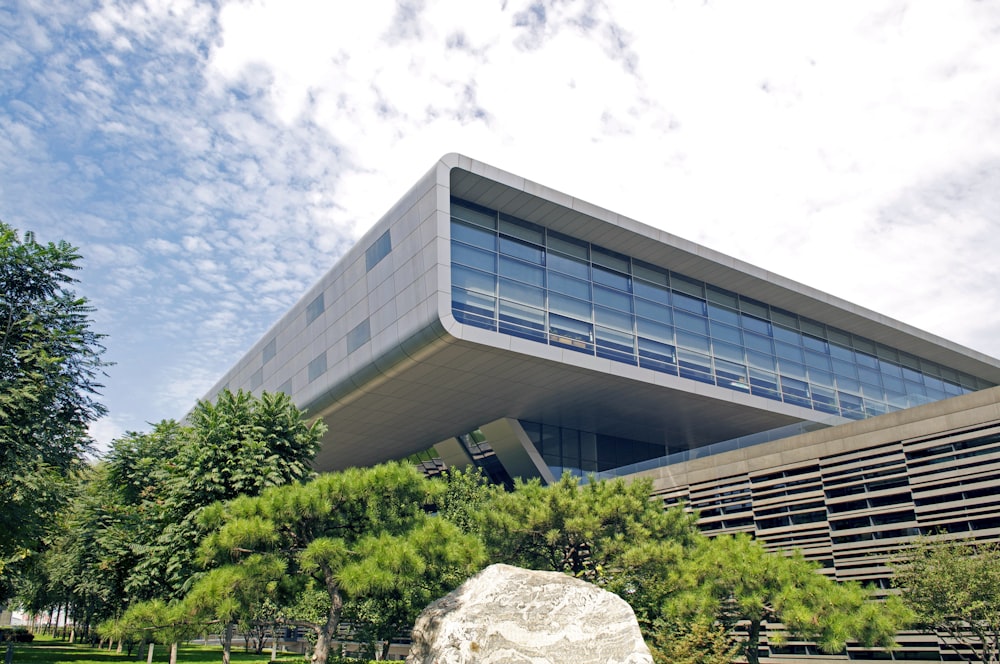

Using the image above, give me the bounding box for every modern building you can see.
[204,154,1000,661]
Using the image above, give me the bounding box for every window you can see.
[365,230,392,271]
[308,352,327,382]
[263,338,277,364]
[306,293,325,325]
[347,319,371,353]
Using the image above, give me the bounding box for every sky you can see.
[3,0,1000,452]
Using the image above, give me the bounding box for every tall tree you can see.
[195,462,485,664]
[129,391,327,603]
[0,222,107,597]
[894,538,1000,663]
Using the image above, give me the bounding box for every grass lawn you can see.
[3,636,309,664]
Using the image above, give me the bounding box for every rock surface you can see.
[406,563,653,664]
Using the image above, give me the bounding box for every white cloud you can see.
[3,0,1000,444]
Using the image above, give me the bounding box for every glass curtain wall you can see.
[449,198,990,421]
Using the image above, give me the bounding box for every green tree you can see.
[478,473,699,581]
[196,462,485,664]
[636,533,907,664]
[126,391,326,603]
[894,538,1000,663]
[0,222,107,597]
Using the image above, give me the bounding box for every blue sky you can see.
[3,0,1000,450]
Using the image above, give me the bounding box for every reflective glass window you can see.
[747,349,776,371]
[499,301,545,339]
[880,361,903,379]
[858,366,882,386]
[638,338,677,373]
[593,265,631,291]
[829,343,854,361]
[452,288,495,319]
[549,293,592,320]
[452,203,495,228]
[675,310,709,334]
[634,280,670,304]
[452,220,496,250]
[802,335,828,353]
[636,318,674,344]
[741,313,771,335]
[708,304,740,326]
[452,264,495,295]
[839,393,864,417]
[595,306,633,332]
[676,329,710,353]
[548,252,590,279]
[744,332,773,355]
[499,216,543,244]
[672,274,704,298]
[452,242,496,271]
[882,374,905,393]
[781,376,810,399]
[678,348,713,381]
[812,385,838,413]
[500,256,544,287]
[775,341,804,363]
[548,271,591,300]
[902,366,923,384]
[592,247,630,273]
[638,337,675,362]
[832,358,857,378]
[713,340,745,364]
[548,232,588,259]
[499,279,545,308]
[500,236,544,264]
[594,285,632,312]
[635,297,672,323]
[673,292,706,315]
[750,368,779,391]
[804,350,832,371]
[856,352,878,369]
[780,361,807,381]
[633,262,669,287]
[710,321,742,345]
[596,326,635,356]
[836,376,861,393]
[715,359,749,389]
[549,314,593,345]
[772,325,801,345]
[808,368,835,388]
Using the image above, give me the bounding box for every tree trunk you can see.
[270,625,278,662]
[222,623,233,664]
[745,619,762,664]
[380,639,392,661]
[312,575,344,664]
[169,642,178,664]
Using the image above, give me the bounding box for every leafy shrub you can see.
[0,627,34,643]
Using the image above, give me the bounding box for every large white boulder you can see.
[406,563,653,664]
